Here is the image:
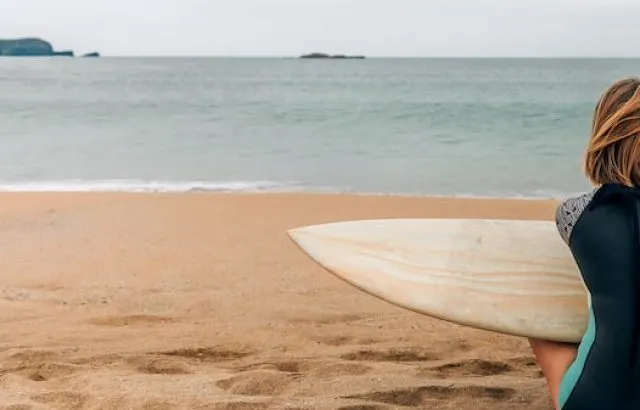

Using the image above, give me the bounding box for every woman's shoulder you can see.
[555,188,598,244]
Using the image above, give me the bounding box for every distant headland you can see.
[298,52,365,59]
[0,37,99,58]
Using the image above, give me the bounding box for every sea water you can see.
[2,57,639,198]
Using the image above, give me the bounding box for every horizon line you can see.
[55,55,640,59]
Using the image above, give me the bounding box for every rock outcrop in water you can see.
[0,37,96,57]
[0,38,53,56]
[299,52,365,59]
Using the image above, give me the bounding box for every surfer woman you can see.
[529,77,640,410]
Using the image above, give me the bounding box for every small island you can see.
[0,37,99,58]
[299,52,365,60]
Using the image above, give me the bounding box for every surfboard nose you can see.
[287,225,318,250]
[286,226,305,238]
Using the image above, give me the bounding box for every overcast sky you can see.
[2,0,639,57]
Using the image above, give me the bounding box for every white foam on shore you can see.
[0,179,302,193]
[0,179,576,200]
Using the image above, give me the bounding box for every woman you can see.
[530,77,640,410]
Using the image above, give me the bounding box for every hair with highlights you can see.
[585,77,640,187]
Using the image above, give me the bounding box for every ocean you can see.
[1,57,639,198]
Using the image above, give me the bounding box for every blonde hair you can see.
[585,77,640,187]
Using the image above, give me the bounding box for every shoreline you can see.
[0,189,560,215]
[0,186,574,201]
[0,189,561,203]
[0,177,589,201]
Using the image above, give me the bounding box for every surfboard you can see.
[287,218,589,343]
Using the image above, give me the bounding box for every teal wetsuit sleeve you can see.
[553,190,597,409]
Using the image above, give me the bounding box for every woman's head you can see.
[585,77,640,187]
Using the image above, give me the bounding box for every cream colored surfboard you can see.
[288,218,589,343]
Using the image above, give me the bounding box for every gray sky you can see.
[2,0,639,57]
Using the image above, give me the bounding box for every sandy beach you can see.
[0,192,560,410]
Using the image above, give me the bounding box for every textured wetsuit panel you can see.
[555,189,596,245]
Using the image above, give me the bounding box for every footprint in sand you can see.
[71,354,123,367]
[507,356,544,378]
[31,391,89,409]
[341,348,438,362]
[289,313,368,326]
[132,399,176,410]
[3,350,82,383]
[220,358,373,395]
[88,314,174,327]
[315,336,354,346]
[507,356,538,367]
[7,350,60,367]
[69,353,194,376]
[160,346,254,362]
[194,402,270,410]
[89,397,129,410]
[232,359,373,379]
[313,336,381,347]
[419,359,514,378]
[70,347,250,376]
[307,363,373,378]
[216,370,296,396]
[3,405,39,410]
[126,355,193,375]
[28,362,82,381]
[345,385,516,406]
[234,360,305,374]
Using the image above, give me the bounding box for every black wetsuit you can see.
[555,183,640,409]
